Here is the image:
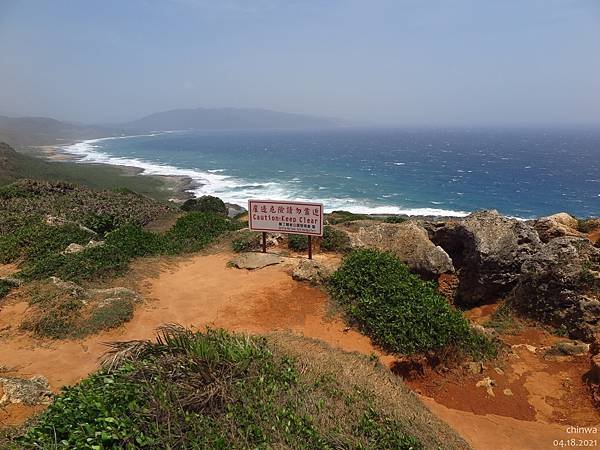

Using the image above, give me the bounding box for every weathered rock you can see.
[63,243,85,254]
[0,276,22,286]
[475,377,496,396]
[50,276,85,296]
[465,361,484,375]
[345,221,454,278]
[44,215,97,235]
[292,259,337,285]
[534,213,585,243]
[510,236,600,342]
[547,340,590,357]
[230,252,284,270]
[0,375,52,406]
[428,210,543,305]
[87,287,137,298]
[590,354,600,384]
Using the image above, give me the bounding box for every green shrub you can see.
[0,221,93,264]
[20,213,234,282]
[326,210,370,225]
[321,225,351,252]
[85,298,135,334]
[0,280,15,299]
[18,327,421,449]
[384,216,407,224]
[82,213,119,235]
[329,249,496,359]
[232,230,261,252]
[181,195,228,216]
[164,212,232,253]
[288,233,309,251]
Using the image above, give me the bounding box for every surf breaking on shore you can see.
[59,134,471,217]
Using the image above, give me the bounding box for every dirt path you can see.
[1,252,598,448]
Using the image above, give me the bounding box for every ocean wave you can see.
[61,136,471,217]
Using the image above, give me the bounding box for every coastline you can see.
[32,142,197,203]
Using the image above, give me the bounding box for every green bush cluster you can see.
[231,230,261,252]
[17,327,421,449]
[0,220,93,264]
[288,233,309,251]
[20,212,235,282]
[320,225,352,252]
[329,249,496,359]
[326,210,371,225]
[0,280,15,299]
[384,216,407,224]
[181,195,228,217]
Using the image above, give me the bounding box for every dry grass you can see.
[267,332,471,450]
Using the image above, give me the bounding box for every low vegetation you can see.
[484,302,523,334]
[326,210,371,225]
[0,179,174,234]
[20,281,135,339]
[19,212,235,282]
[16,327,426,449]
[0,143,173,201]
[288,233,309,251]
[320,225,352,252]
[384,216,407,224]
[0,279,15,299]
[231,229,261,252]
[329,249,496,359]
[181,195,228,216]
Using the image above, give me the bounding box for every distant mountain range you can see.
[119,107,341,132]
[0,108,341,148]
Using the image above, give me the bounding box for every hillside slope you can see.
[0,142,170,199]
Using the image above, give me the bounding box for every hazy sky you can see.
[1,0,599,126]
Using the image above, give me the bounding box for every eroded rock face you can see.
[534,213,585,243]
[292,259,338,285]
[0,375,52,406]
[230,252,284,270]
[345,221,454,278]
[510,236,600,342]
[428,210,543,305]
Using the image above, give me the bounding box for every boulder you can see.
[292,259,338,285]
[345,221,454,278]
[230,252,284,270]
[545,340,590,360]
[428,210,543,305]
[50,276,85,296]
[510,236,600,342]
[0,375,52,406]
[534,213,585,243]
[63,243,85,254]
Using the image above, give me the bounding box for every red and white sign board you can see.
[248,200,324,236]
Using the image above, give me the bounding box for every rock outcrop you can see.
[510,236,600,341]
[0,375,52,406]
[292,259,338,285]
[534,213,585,243]
[344,221,454,278]
[428,210,543,305]
[230,253,284,270]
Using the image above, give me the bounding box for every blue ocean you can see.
[62,127,600,218]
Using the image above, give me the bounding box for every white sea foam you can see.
[61,135,471,217]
